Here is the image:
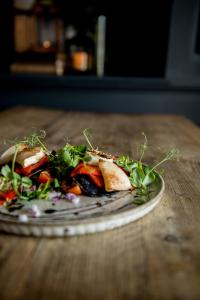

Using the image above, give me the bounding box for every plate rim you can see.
[0,174,165,236]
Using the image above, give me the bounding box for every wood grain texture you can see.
[0,106,200,299]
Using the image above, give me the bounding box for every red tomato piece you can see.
[0,190,16,205]
[38,170,52,183]
[0,200,5,205]
[4,190,17,200]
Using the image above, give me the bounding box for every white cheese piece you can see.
[23,150,45,168]
[16,147,46,167]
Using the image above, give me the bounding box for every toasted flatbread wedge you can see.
[16,146,45,167]
[87,151,113,166]
[99,160,132,192]
[0,143,27,165]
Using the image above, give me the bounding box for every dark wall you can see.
[167,0,200,86]
[0,0,13,72]
[0,78,200,124]
[0,0,200,125]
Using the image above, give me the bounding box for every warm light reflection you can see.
[43,40,51,49]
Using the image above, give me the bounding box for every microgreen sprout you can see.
[116,133,179,196]
[138,132,148,162]
[147,148,180,175]
[7,130,49,154]
[83,128,95,150]
[0,129,179,208]
[12,144,19,174]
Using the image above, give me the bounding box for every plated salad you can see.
[0,130,178,212]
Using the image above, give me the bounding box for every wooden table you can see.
[0,106,200,300]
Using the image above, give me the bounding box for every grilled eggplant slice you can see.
[75,174,101,196]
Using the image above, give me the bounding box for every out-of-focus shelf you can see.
[10,62,56,74]
[0,73,200,92]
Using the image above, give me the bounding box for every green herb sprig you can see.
[83,128,95,150]
[115,133,179,194]
[0,130,51,199]
[0,164,32,197]
[7,130,49,153]
[50,143,90,178]
[19,181,51,201]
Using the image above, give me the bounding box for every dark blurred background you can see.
[0,0,200,123]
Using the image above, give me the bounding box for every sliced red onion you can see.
[31,205,41,217]
[71,197,80,205]
[65,193,77,200]
[52,197,61,204]
[30,185,37,191]
[64,193,80,205]
[21,205,41,218]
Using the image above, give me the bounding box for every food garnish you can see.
[0,130,178,211]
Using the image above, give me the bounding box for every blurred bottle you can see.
[55,53,66,76]
[72,47,88,72]
[64,24,95,74]
[55,18,65,76]
[64,24,77,72]
[32,0,60,53]
[96,15,106,77]
[33,0,66,76]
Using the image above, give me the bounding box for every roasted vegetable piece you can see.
[61,178,82,195]
[0,190,16,205]
[88,175,104,189]
[61,178,73,192]
[38,170,52,183]
[70,163,104,188]
[67,185,82,195]
[16,155,48,176]
[70,163,102,176]
[75,174,101,196]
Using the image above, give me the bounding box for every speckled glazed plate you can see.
[0,174,164,237]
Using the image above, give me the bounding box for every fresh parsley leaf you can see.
[1,165,11,177]
[54,178,60,188]
[0,163,33,195]
[116,134,179,196]
[21,177,32,188]
[142,168,156,186]
[115,156,137,173]
[51,143,90,178]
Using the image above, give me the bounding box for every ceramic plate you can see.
[0,174,165,237]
